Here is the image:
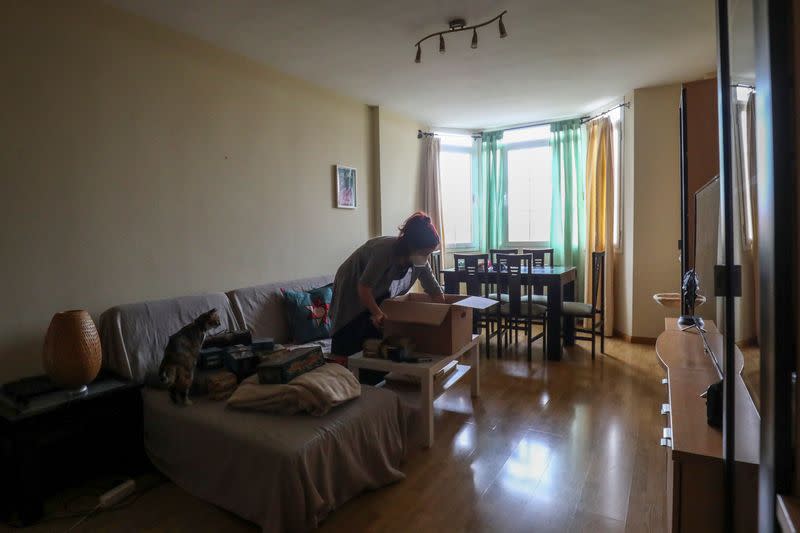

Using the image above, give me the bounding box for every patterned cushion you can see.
[282,285,334,343]
[562,301,594,317]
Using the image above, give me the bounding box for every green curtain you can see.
[471,136,487,252]
[481,131,506,250]
[549,119,587,298]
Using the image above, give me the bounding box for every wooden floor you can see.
[739,341,761,412]
[22,335,667,533]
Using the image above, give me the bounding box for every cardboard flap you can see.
[452,295,498,311]
[380,298,451,326]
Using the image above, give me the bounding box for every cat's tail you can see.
[160,366,176,386]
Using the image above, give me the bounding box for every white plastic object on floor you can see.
[99,479,136,508]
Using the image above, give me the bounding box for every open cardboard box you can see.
[380,293,497,355]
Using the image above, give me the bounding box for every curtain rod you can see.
[417,100,630,139]
[418,115,573,138]
[732,83,755,89]
[579,101,630,124]
[483,114,572,134]
[418,129,481,139]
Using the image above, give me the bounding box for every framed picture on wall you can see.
[335,165,357,209]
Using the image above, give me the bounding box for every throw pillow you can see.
[281,285,334,343]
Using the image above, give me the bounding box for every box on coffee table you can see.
[380,293,496,355]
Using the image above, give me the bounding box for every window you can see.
[439,133,476,248]
[437,113,624,251]
[735,86,755,247]
[503,125,552,245]
[608,107,624,250]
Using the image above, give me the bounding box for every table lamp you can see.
[42,310,102,394]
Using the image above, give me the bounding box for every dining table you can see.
[442,265,577,361]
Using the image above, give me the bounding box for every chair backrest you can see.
[590,251,606,311]
[429,250,442,284]
[522,247,554,268]
[496,253,533,316]
[453,253,489,296]
[489,248,518,270]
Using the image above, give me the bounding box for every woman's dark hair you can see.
[394,212,440,256]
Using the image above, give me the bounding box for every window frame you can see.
[502,136,552,249]
[439,140,479,251]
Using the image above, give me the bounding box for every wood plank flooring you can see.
[20,335,667,533]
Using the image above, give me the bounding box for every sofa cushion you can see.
[227,275,334,343]
[98,292,240,384]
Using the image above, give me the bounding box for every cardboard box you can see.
[380,293,497,355]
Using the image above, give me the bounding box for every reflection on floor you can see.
[739,341,760,412]
[32,335,667,533]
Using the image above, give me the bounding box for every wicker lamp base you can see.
[43,310,102,390]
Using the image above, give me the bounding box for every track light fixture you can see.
[413,10,508,63]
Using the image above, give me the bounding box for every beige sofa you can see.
[98,276,408,533]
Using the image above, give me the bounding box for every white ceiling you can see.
[107,0,717,130]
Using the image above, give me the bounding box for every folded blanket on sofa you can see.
[227,363,360,416]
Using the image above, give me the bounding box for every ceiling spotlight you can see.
[412,10,507,63]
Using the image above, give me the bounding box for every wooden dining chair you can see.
[453,253,488,294]
[429,250,443,285]
[521,248,554,304]
[562,251,605,359]
[486,248,517,303]
[453,253,500,357]
[489,248,518,271]
[495,253,547,361]
[522,247,554,267]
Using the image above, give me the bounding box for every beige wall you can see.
[629,84,683,339]
[376,109,423,235]
[613,91,636,337]
[0,1,420,380]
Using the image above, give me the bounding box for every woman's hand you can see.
[358,283,386,328]
[431,292,446,303]
[371,311,387,329]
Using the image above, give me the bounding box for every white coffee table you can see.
[348,334,480,448]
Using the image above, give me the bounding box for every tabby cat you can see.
[159,308,221,405]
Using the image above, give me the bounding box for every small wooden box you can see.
[257,346,325,384]
[197,347,226,370]
[223,346,261,382]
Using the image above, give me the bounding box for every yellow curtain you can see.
[585,118,615,336]
[420,136,446,257]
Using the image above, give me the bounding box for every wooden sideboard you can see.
[656,319,760,532]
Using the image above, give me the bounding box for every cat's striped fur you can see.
[158,308,221,405]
